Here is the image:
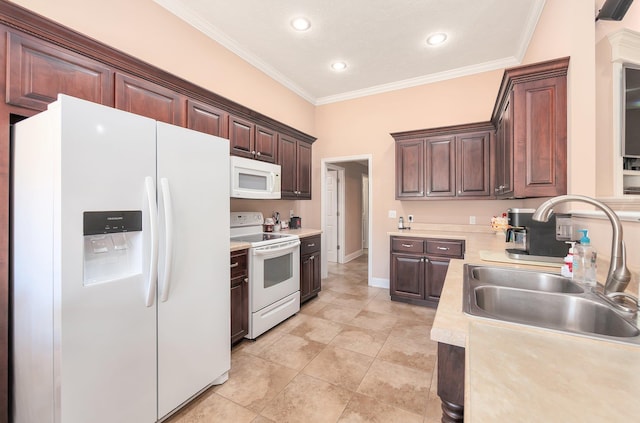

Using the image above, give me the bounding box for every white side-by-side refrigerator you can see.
[12,94,230,423]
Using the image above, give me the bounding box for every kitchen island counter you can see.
[429,226,640,422]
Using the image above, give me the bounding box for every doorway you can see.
[321,155,372,285]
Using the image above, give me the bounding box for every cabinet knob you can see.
[244,278,248,284]
[256,152,261,156]
[310,255,315,260]
[230,262,239,268]
[251,150,256,155]
[458,190,461,194]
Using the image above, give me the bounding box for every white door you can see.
[156,123,230,418]
[325,169,339,262]
[362,174,369,249]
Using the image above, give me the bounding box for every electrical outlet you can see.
[408,215,414,223]
[290,209,294,218]
[469,216,476,224]
[388,210,397,218]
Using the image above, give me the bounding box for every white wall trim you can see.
[343,249,363,263]
[369,277,389,289]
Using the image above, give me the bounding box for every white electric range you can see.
[230,212,300,339]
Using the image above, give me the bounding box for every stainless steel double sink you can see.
[463,265,640,345]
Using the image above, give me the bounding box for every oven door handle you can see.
[253,240,301,256]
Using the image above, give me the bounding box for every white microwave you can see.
[230,156,281,199]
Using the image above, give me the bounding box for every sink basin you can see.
[463,264,640,344]
[474,286,640,338]
[470,265,583,293]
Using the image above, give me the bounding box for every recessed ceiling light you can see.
[331,61,347,71]
[291,17,311,31]
[426,33,448,46]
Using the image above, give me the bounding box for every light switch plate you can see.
[388,210,397,218]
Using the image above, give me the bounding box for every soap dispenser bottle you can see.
[574,229,597,288]
[561,242,575,278]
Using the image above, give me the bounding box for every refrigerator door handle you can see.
[160,177,174,302]
[145,176,158,307]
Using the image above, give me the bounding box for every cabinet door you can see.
[186,99,228,138]
[395,139,425,198]
[390,253,425,300]
[310,252,321,296]
[513,77,567,197]
[254,126,277,163]
[230,250,248,344]
[426,136,456,197]
[115,73,184,125]
[278,135,298,198]
[230,275,248,344]
[495,96,514,198]
[456,132,491,197]
[300,253,314,302]
[426,257,450,301]
[296,141,312,199]
[229,115,255,159]
[6,32,113,111]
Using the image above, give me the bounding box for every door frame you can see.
[325,165,345,264]
[320,155,373,284]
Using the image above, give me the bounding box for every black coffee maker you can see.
[505,208,569,262]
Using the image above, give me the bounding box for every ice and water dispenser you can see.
[83,211,142,285]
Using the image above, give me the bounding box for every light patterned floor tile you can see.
[302,346,374,390]
[337,392,424,423]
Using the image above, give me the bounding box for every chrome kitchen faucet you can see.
[532,195,631,295]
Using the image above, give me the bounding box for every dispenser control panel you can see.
[83,211,142,235]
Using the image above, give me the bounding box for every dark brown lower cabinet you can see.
[437,342,465,422]
[230,249,248,345]
[390,236,464,307]
[300,235,321,303]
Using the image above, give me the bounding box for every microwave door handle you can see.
[254,240,301,256]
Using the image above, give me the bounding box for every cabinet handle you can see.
[436,246,450,251]
[251,150,256,155]
[244,278,248,284]
[401,243,413,248]
[419,191,424,195]
[230,262,239,268]
[307,243,315,247]
[310,255,315,260]
[256,152,261,156]
[421,257,425,262]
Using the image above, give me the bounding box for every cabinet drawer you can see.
[300,235,321,255]
[425,240,464,258]
[230,250,248,278]
[391,238,424,254]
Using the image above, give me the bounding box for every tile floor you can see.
[167,254,443,423]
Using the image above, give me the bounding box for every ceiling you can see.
[154,0,546,105]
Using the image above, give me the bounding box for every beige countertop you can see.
[425,228,640,422]
[230,228,322,252]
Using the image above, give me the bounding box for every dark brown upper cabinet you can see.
[278,134,312,199]
[6,32,113,111]
[393,123,494,200]
[491,57,569,198]
[229,115,277,163]
[186,99,229,138]
[115,73,185,126]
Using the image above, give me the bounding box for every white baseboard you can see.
[343,249,363,263]
[369,277,389,289]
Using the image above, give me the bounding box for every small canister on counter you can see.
[289,216,301,229]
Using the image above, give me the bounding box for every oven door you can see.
[250,239,300,312]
